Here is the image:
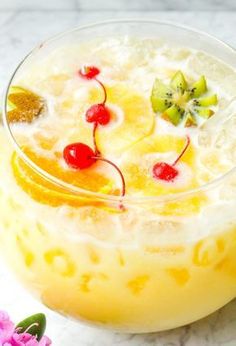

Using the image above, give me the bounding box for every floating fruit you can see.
[151,79,173,112]
[63,142,126,204]
[152,136,190,183]
[183,112,197,127]
[86,103,110,125]
[189,75,207,98]
[163,104,184,126]
[7,86,45,123]
[64,67,126,207]
[193,94,218,107]
[89,84,154,156]
[151,71,218,126]
[122,134,196,196]
[11,149,116,208]
[170,70,187,92]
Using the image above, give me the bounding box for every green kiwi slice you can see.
[194,94,218,107]
[151,70,218,127]
[189,76,207,98]
[170,71,187,93]
[151,98,173,112]
[163,104,184,126]
[7,86,45,123]
[151,79,173,112]
[151,79,173,98]
[194,108,214,119]
[183,112,197,127]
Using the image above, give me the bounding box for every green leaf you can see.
[16,313,46,341]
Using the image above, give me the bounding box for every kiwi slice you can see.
[151,70,218,127]
[151,97,173,113]
[194,94,218,107]
[189,76,207,98]
[7,86,45,123]
[163,104,184,126]
[194,108,214,119]
[151,79,173,98]
[170,71,187,93]
[151,79,173,112]
[7,87,27,111]
[183,112,197,127]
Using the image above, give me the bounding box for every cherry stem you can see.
[93,122,101,156]
[92,156,126,209]
[95,78,107,104]
[172,135,190,166]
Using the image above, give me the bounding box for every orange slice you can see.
[11,148,116,208]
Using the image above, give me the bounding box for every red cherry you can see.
[152,136,190,183]
[79,66,100,80]
[63,143,96,169]
[86,103,111,125]
[153,162,178,182]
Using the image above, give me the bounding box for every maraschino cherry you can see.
[153,135,190,182]
[86,104,110,125]
[79,65,111,154]
[63,143,96,169]
[79,66,100,80]
[79,65,111,125]
[63,142,126,197]
[64,66,125,208]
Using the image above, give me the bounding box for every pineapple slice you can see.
[122,134,196,196]
[88,84,155,156]
[121,134,207,215]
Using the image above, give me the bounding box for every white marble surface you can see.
[0,0,236,10]
[0,9,236,346]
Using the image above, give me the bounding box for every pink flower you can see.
[0,311,15,343]
[3,332,38,346]
[0,311,51,346]
[38,336,51,346]
[2,333,51,346]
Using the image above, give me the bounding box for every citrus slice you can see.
[121,134,207,215]
[11,148,117,208]
[122,134,196,195]
[88,84,155,155]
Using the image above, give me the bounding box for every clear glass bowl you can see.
[1,20,236,333]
